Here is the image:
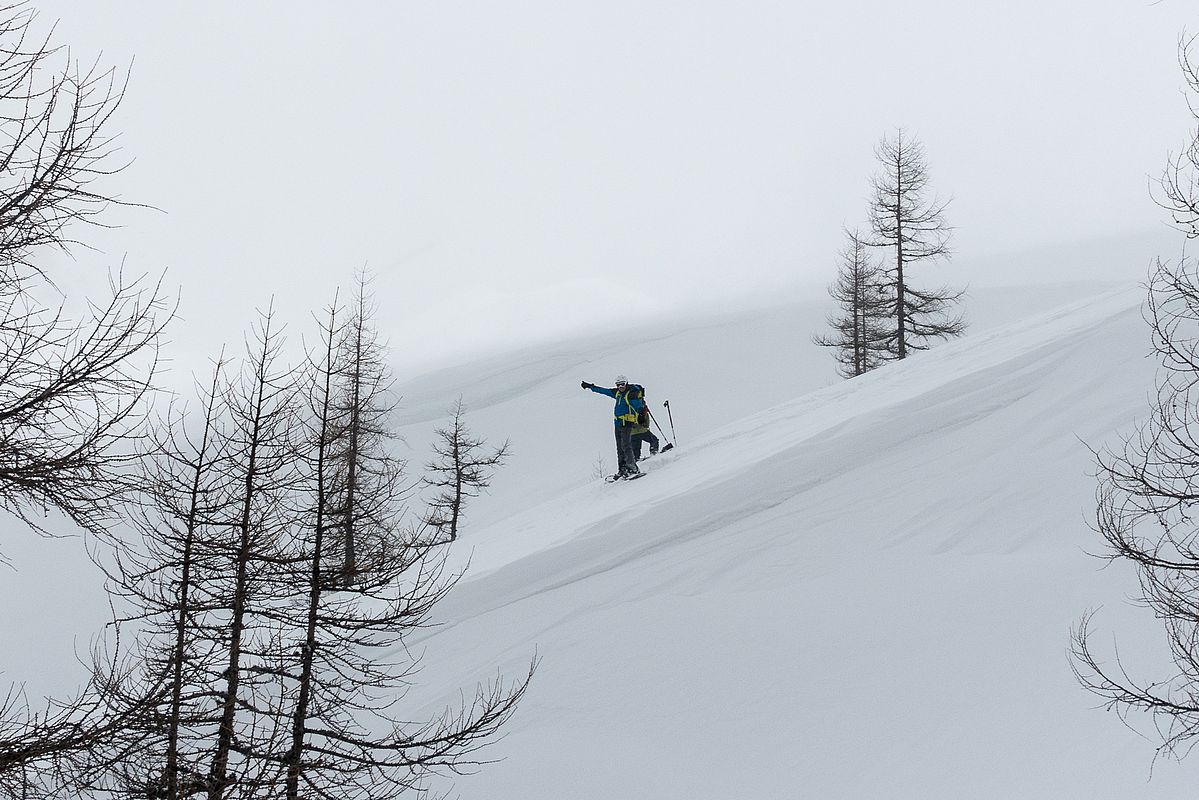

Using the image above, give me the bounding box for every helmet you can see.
[615,374,627,385]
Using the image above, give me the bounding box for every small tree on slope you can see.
[867,129,965,360]
[814,228,890,377]
[423,398,509,545]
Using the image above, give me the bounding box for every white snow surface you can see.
[4,280,1194,797]
[399,282,1189,798]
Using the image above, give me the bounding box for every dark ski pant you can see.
[632,429,659,460]
[614,423,639,475]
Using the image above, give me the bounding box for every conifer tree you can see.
[277,295,529,800]
[814,228,889,377]
[868,129,964,359]
[98,358,233,798]
[0,5,171,793]
[1072,34,1199,762]
[424,399,509,545]
[325,273,404,585]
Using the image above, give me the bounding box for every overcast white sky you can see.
[31,1,1197,372]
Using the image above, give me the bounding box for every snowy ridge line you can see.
[702,284,1143,450]
[430,289,1141,627]
[452,285,1143,584]
[392,301,809,423]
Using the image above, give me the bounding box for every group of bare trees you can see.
[0,5,530,798]
[85,282,527,800]
[815,130,965,377]
[1071,34,1199,764]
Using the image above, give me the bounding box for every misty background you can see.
[26,1,1193,376]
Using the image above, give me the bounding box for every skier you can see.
[580,375,646,480]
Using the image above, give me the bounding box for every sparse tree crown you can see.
[867,128,965,360]
[815,228,890,377]
[1073,34,1199,763]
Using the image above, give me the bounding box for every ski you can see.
[605,472,646,483]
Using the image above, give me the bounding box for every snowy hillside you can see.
[392,282,1190,798]
[3,280,1191,797]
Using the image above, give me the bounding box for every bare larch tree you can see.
[868,128,964,360]
[0,1,170,542]
[424,399,509,545]
[277,295,530,800]
[91,359,233,799]
[1159,33,1199,238]
[325,273,406,585]
[1072,34,1199,763]
[87,309,302,800]
[814,227,890,378]
[0,3,171,794]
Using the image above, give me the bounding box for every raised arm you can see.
[580,381,616,398]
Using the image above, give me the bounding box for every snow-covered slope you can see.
[3,280,1188,797]
[392,282,1192,798]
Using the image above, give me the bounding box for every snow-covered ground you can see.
[4,279,1192,797]
[378,280,1187,798]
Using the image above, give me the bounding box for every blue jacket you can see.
[588,384,646,426]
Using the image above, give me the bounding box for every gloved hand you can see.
[581,381,593,389]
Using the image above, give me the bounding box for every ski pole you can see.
[646,407,674,450]
[663,400,677,446]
